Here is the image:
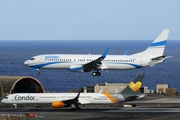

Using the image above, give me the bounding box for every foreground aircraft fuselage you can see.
[1,74,146,109]
[24,29,170,76]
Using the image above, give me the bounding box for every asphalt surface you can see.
[1,107,180,120]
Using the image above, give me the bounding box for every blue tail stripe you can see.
[150,40,167,47]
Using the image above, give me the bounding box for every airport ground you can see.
[1,95,180,120]
[1,108,180,120]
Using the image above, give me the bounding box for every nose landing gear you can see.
[37,69,40,75]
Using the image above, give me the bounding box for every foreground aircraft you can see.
[24,29,170,76]
[1,73,146,109]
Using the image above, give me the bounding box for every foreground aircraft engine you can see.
[52,101,65,108]
[69,65,84,72]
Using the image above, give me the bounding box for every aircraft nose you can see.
[1,99,5,103]
[24,60,30,66]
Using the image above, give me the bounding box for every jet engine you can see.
[69,65,84,72]
[52,101,65,108]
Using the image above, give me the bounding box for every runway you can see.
[1,96,180,119]
[1,108,180,120]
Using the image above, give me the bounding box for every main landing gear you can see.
[92,71,101,76]
[71,104,81,110]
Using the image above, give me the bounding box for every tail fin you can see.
[132,29,169,57]
[121,73,145,98]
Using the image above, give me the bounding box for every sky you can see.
[0,0,180,40]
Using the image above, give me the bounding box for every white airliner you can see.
[1,73,146,109]
[24,29,170,76]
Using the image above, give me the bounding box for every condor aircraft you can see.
[24,29,170,76]
[1,73,145,109]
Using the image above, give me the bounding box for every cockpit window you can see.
[4,97,8,99]
[31,58,35,60]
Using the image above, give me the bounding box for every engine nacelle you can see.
[52,101,65,108]
[69,65,84,72]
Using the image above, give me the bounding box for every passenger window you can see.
[31,58,35,60]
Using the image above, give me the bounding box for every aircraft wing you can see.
[62,92,81,105]
[83,48,109,72]
[52,92,82,108]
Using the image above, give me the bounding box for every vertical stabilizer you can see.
[132,29,169,57]
[121,73,145,98]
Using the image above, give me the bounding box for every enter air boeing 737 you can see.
[24,29,170,76]
[1,73,145,109]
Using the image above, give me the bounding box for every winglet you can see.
[101,48,109,58]
[74,91,81,101]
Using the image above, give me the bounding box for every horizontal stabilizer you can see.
[136,94,146,99]
[99,89,103,93]
[151,56,166,60]
[151,55,173,61]
[124,50,129,55]
[164,56,173,59]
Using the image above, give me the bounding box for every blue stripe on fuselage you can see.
[125,63,143,68]
[29,62,143,69]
